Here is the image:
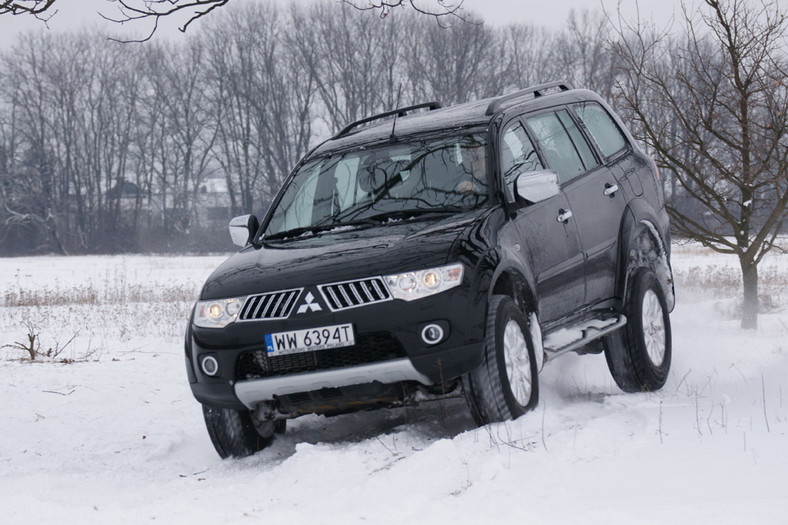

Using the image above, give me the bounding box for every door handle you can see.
[557,209,573,223]
[603,183,619,197]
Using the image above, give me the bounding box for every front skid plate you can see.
[234,358,432,409]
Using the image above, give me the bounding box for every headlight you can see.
[193,296,247,328]
[385,263,464,301]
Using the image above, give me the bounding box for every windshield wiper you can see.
[265,218,381,241]
[265,207,464,241]
[264,224,342,241]
[361,207,464,224]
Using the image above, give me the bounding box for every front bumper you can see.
[185,285,486,410]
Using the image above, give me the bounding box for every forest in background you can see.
[1,0,785,260]
[0,1,629,254]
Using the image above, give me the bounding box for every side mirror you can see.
[514,170,560,204]
[229,214,259,247]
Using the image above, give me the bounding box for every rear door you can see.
[568,102,636,305]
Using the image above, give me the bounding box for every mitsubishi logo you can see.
[297,291,323,314]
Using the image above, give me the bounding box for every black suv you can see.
[185,82,675,458]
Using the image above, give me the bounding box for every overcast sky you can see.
[0,0,685,48]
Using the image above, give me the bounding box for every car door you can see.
[568,102,638,305]
[499,120,585,323]
[554,107,628,307]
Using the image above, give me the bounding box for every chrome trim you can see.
[543,315,627,362]
[234,358,432,409]
[238,288,303,321]
[318,276,392,312]
[229,215,251,247]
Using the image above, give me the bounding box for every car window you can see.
[277,161,322,232]
[573,102,628,159]
[556,109,599,172]
[525,111,586,184]
[500,123,543,186]
[265,134,488,237]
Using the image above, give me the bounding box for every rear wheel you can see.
[605,268,672,392]
[202,405,285,459]
[465,295,539,425]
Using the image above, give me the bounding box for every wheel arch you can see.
[489,265,538,316]
[616,203,675,312]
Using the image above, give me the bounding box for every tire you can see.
[465,295,540,425]
[605,268,672,393]
[202,405,285,459]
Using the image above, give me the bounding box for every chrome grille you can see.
[319,277,391,311]
[239,289,302,320]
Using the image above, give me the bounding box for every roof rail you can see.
[333,101,442,138]
[485,81,572,116]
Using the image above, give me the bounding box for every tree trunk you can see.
[740,258,758,329]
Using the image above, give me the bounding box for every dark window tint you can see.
[526,112,586,184]
[574,103,628,158]
[500,123,543,186]
[557,109,599,172]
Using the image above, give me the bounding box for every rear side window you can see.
[557,109,599,172]
[525,112,586,184]
[573,102,628,159]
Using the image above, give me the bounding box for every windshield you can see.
[264,134,488,239]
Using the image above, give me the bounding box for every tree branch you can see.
[0,0,56,17]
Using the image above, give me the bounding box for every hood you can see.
[200,210,485,300]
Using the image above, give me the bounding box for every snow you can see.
[1,245,787,524]
[543,317,618,350]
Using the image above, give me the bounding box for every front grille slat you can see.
[338,285,353,307]
[319,277,391,312]
[242,296,258,318]
[326,287,341,310]
[358,282,373,302]
[236,332,407,380]
[240,288,302,321]
[270,293,286,317]
[279,291,297,316]
[252,296,269,318]
[348,282,363,304]
[371,280,387,300]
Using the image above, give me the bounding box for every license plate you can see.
[264,323,355,356]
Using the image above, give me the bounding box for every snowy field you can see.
[1,245,787,524]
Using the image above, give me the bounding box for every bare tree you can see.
[557,9,616,97]
[0,0,55,19]
[499,24,562,92]
[3,0,470,41]
[405,12,502,105]
[611,0,788,328]
[0,33,68,254]
[340,0,466,20]
[204,1,315,215]
[4,0,624,256]
[289,2,404,132]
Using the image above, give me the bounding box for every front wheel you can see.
[464,295,540,425]
[202,405,285,459]
[605,268,672,393]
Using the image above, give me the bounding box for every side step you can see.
[542,315,627,363]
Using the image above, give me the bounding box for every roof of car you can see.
[311,82,601,156]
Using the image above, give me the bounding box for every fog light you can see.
[421,324,445,345]
[201,355,219,376]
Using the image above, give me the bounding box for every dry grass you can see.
[1,260,204,360]
[3,283,199,307]
[673,264,788,291]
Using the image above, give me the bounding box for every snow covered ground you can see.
[1,245,787,524]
